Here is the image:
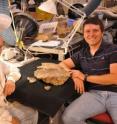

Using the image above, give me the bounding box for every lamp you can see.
[38,0,86,54]
[0,14,11,32]
[38,0,57,15]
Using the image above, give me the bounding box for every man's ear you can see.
[0,37,4,48]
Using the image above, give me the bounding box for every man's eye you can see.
[85,31,90,33]
[93,29,99,32]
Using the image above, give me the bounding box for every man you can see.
[60,17,117,124]
[0,36,21,124]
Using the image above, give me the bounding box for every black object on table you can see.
[8,58,76,118]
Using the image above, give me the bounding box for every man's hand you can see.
[71,70,86,94]
[71,70,85,81]
[72,77,85,94]
[4,80,16,96]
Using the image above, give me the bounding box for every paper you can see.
[31,40,61,47]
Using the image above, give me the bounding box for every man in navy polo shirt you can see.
[60,17,117,124]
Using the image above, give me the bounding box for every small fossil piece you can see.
[27,76,37,83]
[44,85,52,91]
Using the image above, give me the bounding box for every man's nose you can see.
[88,31,94,36]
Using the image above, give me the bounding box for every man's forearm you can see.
[59,62,71,71]
[87,74,117,85]
[59,58,75,71]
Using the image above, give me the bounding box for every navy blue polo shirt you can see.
[71,40,117,92]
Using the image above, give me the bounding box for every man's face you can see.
[83,24,103,47]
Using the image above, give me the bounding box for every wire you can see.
[8,0,20,42]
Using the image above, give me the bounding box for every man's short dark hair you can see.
[83,16,104,32]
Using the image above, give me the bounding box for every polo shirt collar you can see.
[85,39,106,56]
[96,39,106,52]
